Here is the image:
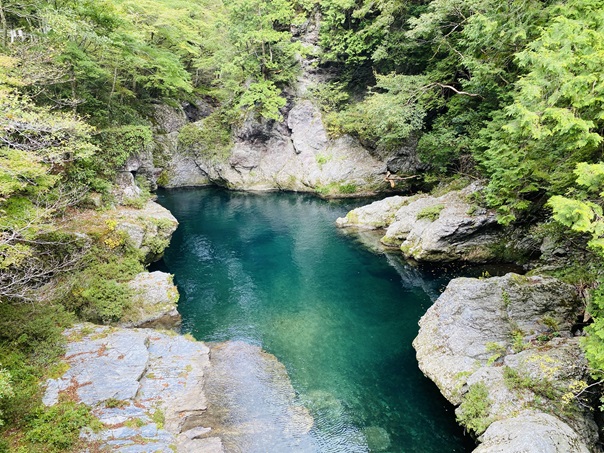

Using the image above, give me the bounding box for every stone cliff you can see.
[413,273,598,452]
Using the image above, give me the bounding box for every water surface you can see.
[156,187,474,452]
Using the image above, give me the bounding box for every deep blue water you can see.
[155,187,474,452]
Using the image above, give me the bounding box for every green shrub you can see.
[338,183,357,194]
[63,243,144,324]
[416,204,445,222]
[90,125,153,180]
[503,366,559,401]
[26,401,100,452]
[456,382,492,434]
[177,112,232,161]
[79,279,133,324]
[0,302,73,429]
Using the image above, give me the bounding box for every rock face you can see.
[413,274,598,452]
[43,324,222,453]
[43,326,317,452]
[122,271,181,329]
[155,99,394,196]
[337,183,503,263]
[150,14,423,195]
[114,201,178,263]
[62,200,178,264]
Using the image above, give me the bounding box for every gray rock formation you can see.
[156,100,391,195]
[43,324,221,452]
[121,271,181,329]
[475,412,590,453]
[413,274,598,452]
[114,201,178,263]
[337,184,503,263]
[199,341,316,452]
[42,325,316,452]
[151,14,424,195]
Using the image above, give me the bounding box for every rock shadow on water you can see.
[200,340,317,452]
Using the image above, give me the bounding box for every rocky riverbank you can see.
[337,186,602,451]
[42,325,314,452]
[413,273,598,452]
[336,183,507,263]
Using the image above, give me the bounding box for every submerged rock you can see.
[199,341,317,452]
[413,274,598,452]
[337,183,502,263]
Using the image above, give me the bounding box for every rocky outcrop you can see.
[155,99,394,196]
[62,200,178,264]
[151,13,423,195]
[413,273,598,452]
[43,324,222,452]
[337,183,503,263]
[121,271,181,329]
[114,201,178,263]
[198,341,316,451]
[42,325,316,452]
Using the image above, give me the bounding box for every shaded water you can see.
[155,187,474,452]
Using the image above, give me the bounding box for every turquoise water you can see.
[155,187,474,452]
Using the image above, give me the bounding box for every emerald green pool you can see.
[155,187,474,452]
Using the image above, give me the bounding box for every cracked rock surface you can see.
[413,274,598,452]
[336,183,502,263]
[43,325,317,452]
[43,324,222,453]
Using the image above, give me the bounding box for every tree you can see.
[0,81,95,301]
[477,0,604,223]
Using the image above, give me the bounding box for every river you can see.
[155,187,474,452]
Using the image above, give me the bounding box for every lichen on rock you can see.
[42,325,316,452]
[337,183,503,263]
[121,271,181,329]
[413,273,598,452]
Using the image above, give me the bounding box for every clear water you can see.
[155,187,475,453]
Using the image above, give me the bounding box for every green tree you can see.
[477,0,604,223]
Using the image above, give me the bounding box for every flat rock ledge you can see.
[336,183,502,263]
[42,325,316,452]
[43,324,220,453]
[413,273,598,452]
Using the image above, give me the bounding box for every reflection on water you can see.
[156,188,475,452]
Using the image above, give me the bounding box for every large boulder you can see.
[115,201,178,263]
[121,271,181,329]
[475,412,590,453]
[337,184,503,262]
[61,201,178,264]
[43,324,221,452]
[413,274,598,452]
